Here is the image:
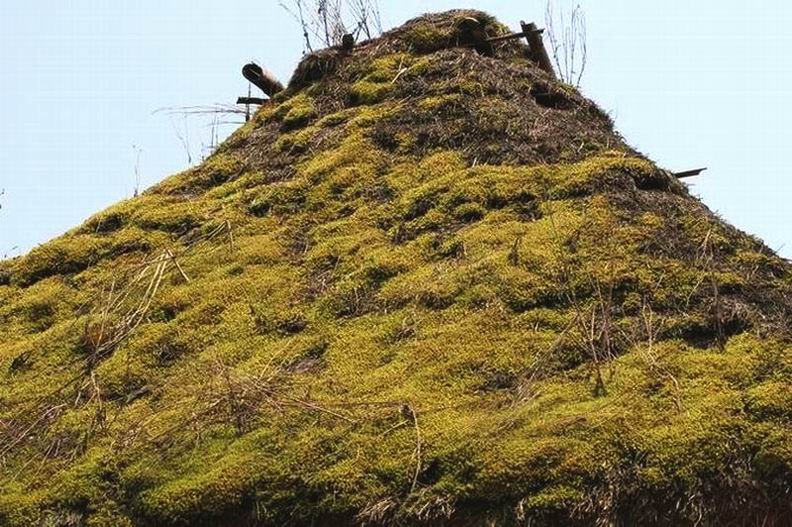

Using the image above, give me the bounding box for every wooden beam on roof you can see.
[674,168,708,179]
[242,63,284,98]
[521,21,556,79]
[236,96,267,106]
[486,28,543,44]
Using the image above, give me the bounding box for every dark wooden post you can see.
[341,33,355,52]
[521,21,556,79]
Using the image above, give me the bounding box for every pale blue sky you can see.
[1,1,790,258]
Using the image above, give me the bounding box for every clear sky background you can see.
[1,1,790,258]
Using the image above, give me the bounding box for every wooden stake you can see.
[521,21,556,79]
[341,33,355,52]
[244,84,251,122]
[674,168,708,179]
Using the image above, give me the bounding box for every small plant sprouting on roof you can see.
[279,0,383,52]
[545,1,588,87]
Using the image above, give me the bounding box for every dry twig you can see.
[545,1,587,87]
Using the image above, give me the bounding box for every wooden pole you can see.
[245,84,251,122]
[486,29,540,44]
[674,168,708,179]
[237,97,267,106]
[521,21,556,79]
[242,63,284,98]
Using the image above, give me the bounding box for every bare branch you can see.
[279,0,382,51]
[545,1,588,87]
[280,0,314,52]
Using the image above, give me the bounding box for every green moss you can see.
[249,180,310,217]
[402,22,449,53]
[745,380,792,420]
[2,10,791,527]
[12,235,111,285]
[300,129,385,187]
[418,93,463,111]
[316,108,355,128]
[349,55,422,106]
[349,80,394,106]
[0,276,80,336]
[364,54,411,83]
[281,93,318,130]
[151,152,245,194]
[453,202,486,222]
[0,486,44,527]
[270,93,317,131]
[136,437,273,522]
[274,125,320,153]
[133,201,204,233]
[401,12,503,55]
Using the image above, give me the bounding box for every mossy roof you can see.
[1,10,791,527]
